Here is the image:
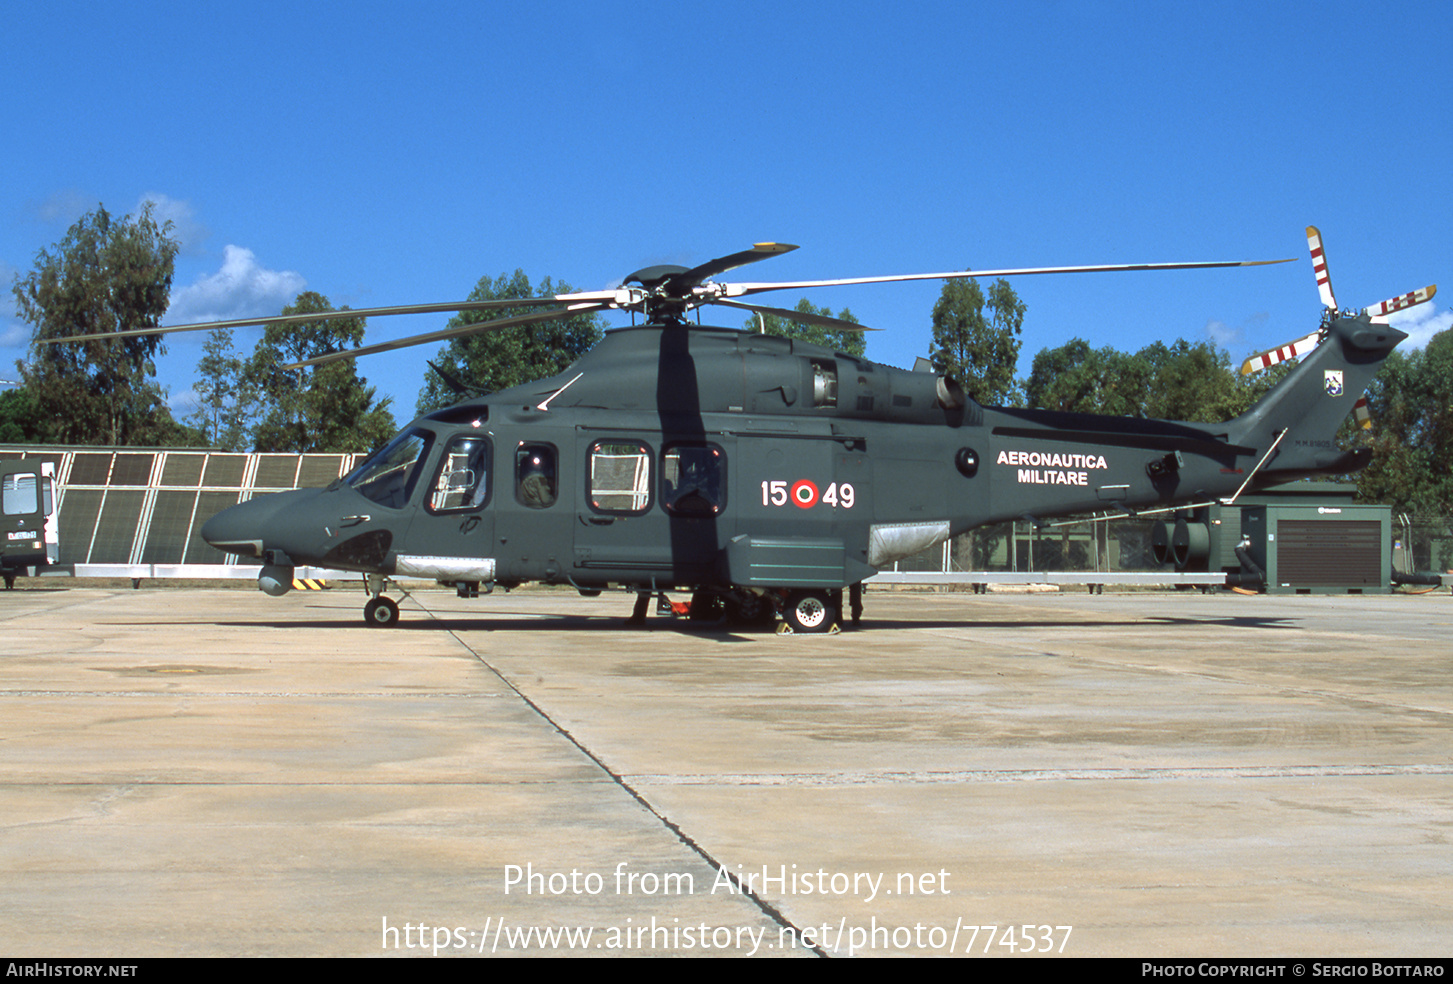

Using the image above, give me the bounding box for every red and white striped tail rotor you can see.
[1307,225,1338,311]
[1363,284,1437,323]
[1242,227,1438,375]
[1239,330,1321,376]
[1307,225,1336,311]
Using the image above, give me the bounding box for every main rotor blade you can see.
[723,258,1296,298]
[668,243,799,293]
[282,303,611,369]
[44,292,619,345]
[708,298,877,332]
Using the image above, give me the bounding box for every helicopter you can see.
[54,229,1433,631]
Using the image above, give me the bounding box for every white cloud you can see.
[136,193,209,256]
[166,246,306,325]
[1202,319,1239,349]
[1203,311,1267,352]
[1387,302,1452,351]
[168,386,202,416]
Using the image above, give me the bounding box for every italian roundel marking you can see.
[790,479,819,508]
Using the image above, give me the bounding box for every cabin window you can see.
[346,429,433,509]
[589,440,651,514]
[515,443,558,509]
[428,435,491,513]
[661,444,726,516]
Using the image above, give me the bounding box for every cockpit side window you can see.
[661,444,726,516]
[428,435,491,513]
[346,430,433,509]
[515,442,558,509]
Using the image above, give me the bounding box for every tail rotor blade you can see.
[1364,284,1437,322]
[1353,393,1372,431]
[1307,225,1338,311]
[1240,330,1321,376]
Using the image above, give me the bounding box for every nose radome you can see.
[202,489,317,559]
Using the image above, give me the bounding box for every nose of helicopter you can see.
[202,488,324,564]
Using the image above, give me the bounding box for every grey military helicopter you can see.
[57,230,1432,630]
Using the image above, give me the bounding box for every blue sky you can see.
[4,1,1449,428]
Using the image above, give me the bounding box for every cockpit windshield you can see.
[345,429,433,508]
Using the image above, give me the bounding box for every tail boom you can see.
[1228,315,1405,483]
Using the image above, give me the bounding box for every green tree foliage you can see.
[929,277,1026,406]
[1139,339,1279,422]
[739,298,866,357]
[185,327,255,451]
[244,292,396,453]
[1024,338,1148,416]
[1025,337,1289,422]
[12,203,185,445]
[0,388,44,443]
[416,270,605,416]
[1355,326,1453,519]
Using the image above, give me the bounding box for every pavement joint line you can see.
[417,595,830,958]
[0,589,130,623]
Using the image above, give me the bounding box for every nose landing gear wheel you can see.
[364,596,400,627]
[784,589,837,633]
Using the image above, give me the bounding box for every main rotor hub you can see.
[622,264,691,293]
[622,265,724,324]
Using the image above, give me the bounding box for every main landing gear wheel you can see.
[784,589,837,633]
[723,591,774,628]
[363,596,400,627]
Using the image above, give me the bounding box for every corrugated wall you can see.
[0,446,359,568]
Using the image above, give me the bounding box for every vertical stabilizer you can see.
[1227,315,1405,481]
